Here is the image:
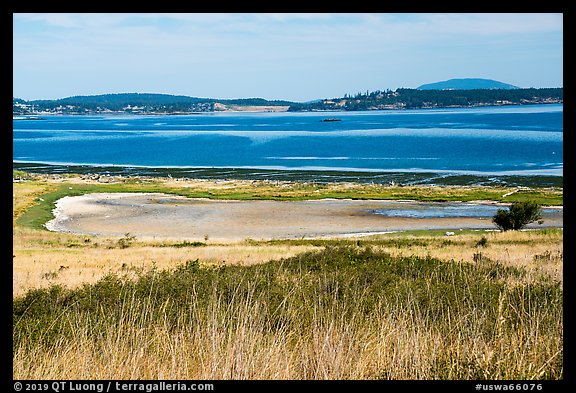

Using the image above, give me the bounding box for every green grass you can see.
[16,182,178,230]
[13,169,34,179]
[503,190,564,206]
[13,245,562,379]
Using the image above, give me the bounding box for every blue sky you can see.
[13,13,563,102]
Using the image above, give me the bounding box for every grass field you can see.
[12,171,563,380]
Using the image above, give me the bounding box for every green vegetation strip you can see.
[13,246,562,379]
[16,182,180,230]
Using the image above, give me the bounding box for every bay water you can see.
[13,104,563,183]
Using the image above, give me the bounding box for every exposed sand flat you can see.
[45,193,563,241]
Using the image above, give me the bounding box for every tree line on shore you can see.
[287,87,563,111]
[13,87,562,115]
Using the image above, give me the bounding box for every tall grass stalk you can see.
[13,247,562,380]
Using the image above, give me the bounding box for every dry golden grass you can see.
[13,226,562,297]
[12,226,317,297]
[369,230,563,283]
[13,278,562,379]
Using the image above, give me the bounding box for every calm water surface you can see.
[13,104,563,178]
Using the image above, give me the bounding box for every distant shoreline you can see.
[13,88,562,115]
[13,101,562,116]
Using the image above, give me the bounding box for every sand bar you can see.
[45,193,563,241]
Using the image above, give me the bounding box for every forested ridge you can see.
[13,88,562,115]
[287,87,563,111]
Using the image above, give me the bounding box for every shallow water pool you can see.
[373,202,560,219]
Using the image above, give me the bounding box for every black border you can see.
[7,4,572,391]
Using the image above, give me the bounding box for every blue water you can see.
[372,202,561,219]
[13,104,563,176]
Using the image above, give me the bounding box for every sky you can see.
[13,13,563,102]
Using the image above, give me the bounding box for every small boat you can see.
[320,118,342,122]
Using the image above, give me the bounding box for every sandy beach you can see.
[45,193,563,241]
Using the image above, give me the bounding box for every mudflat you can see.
[45,193,563,241]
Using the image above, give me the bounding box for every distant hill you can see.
[28,93,295,107]
[417,78,519,90]
[36,93,206,106]
[13,93,296,114]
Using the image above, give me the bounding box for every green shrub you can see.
[475,236,489,247]
[14,246,538,347]
[492,201,543,231]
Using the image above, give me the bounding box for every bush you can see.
[475,236,489,247]
[492,201,543,231]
